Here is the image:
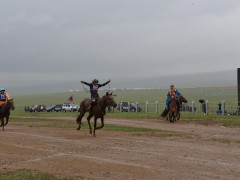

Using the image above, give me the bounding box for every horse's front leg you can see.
[4,113,10,126]
[93,117,98,137]
[93,117,104,136]
[76,111,85,131]
[177,112,181,120]
[1,117,4,130]
[87,113,93,134]
[0,117,3,128]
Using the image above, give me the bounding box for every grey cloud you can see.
[0,0,240,88]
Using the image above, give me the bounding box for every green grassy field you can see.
[10,86,239,120]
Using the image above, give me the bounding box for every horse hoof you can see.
[77,127,80,131]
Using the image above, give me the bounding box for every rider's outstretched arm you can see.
[99,79,111,87]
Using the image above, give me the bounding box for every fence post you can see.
[155,101,159,113]
[221,100,225,115]
[120,102,122,113]
[136,102,139,113]
[191,100,195,114]
[146,101,148,113]
[205,100,208,115]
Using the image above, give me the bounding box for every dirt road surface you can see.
[0,117,240,179]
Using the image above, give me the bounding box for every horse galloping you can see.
[167,95,188,123]
[0,99,15,130]
[76,92,117,136]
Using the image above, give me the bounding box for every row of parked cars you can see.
[25,103,80,112]
[25,102,142,113]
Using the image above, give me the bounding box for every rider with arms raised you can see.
[80,79,111,109]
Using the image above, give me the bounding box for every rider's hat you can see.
[0,88,5,92]
[92,79,99,83]
[170,83,174,87]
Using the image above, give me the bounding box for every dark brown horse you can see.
[76,92,117,136]
[167,95,187,123]
[0,99,15,130]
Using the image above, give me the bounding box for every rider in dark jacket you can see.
[80,79,111,109]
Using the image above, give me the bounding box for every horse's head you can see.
[7,99,15,110]
[102,92,117,108]
[179,96,188,103]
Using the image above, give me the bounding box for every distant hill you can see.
[7,70,238,96]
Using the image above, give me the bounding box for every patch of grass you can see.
[10,117,54,122]
[236,140,240,144]
[0,170,56,180]
[9,117,182,137]
[181,117,240,126]
[210,138,231,144]
[104,124,182,137]
[37,122,76,129]
[132,131,182,138]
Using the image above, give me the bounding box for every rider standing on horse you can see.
[161,84,181,117]
[80,79,111,109]
[0,88,11,109]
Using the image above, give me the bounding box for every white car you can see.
[62,103,73,112]
[62,103,79,112]
[72,104,80,112]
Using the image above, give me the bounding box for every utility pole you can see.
[238,68,240,110]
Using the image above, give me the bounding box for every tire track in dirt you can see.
[1,117,240,179]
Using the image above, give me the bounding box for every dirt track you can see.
[0,117,240,179]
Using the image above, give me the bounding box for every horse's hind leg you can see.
[87,113,93,134]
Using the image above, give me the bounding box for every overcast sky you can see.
[1,0,240,87]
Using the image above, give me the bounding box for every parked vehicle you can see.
[180,104,196,112]
[54,104,63,112]
[47,104,55,112]
[46,104,63,112]
[62,103,79,112]
[29,105,46,112]
[117,102,142,112]
[24,106,30,112]
[72,104,80,112]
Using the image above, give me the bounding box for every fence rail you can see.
[116,100,240,115]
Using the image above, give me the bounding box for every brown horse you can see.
[76,92,117,136]
[0,99,15,130]
[167,95,188,123]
